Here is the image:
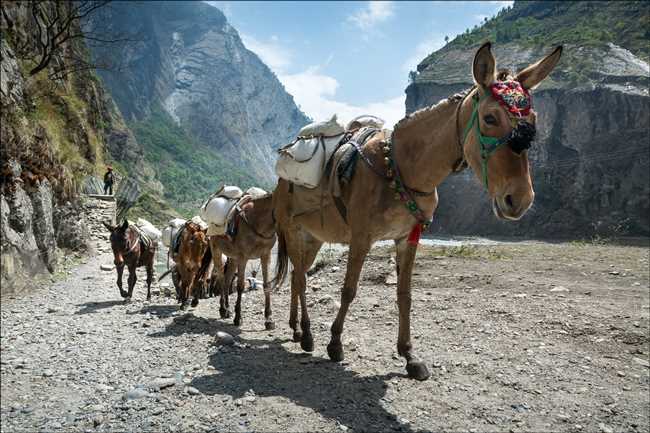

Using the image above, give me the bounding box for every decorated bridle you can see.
[461,79,536,189]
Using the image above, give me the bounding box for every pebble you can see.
[185,386,200,395]
[148,378,176,390]
[42,369,54,377]
[550,286,569,292]
[215,331,234,346]
[598,422,613,433]
[124,387,150,400]
[100,264,114,271]
[616,370,626,377]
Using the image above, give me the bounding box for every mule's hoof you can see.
[292,330,302,343]
[406,361,431,381]
[146,296,151,302]
[120,291,128,298]
[265,321,276,331]
[219,308,231,319]
[180,302,189,311]
[300,333,314,352]
[326,342,344,362]
[191,298,199,308]
[233,316,242,327]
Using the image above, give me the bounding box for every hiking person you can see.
[103,166,114,195]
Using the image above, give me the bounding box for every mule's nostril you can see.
[505,195,514,209]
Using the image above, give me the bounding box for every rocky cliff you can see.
[406,1,649,238]
[88,1,309,204]
[0,1,158,294]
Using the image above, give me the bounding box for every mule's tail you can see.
[272,229,289,291]
[195,245,213,284]
[158,268,173,282]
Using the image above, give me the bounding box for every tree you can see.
[20,1,134,79]
[444,35,449,45]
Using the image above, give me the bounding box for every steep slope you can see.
[406,1,649,238]
[88,1,309,210]
[0,1,165,293]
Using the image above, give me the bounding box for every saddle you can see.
[130,224,153,251]
[288,127,386,222]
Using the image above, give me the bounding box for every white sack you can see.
[346,115,385,131]
[162,218,186,247]
[135,218,162,241]
[245,187,267,199]
[191,215,208,231]
[275,135,343,188]
[201,197,237,226]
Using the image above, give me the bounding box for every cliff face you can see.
[406,1,650,238]
[89,1,309,188]
[0,2,157,294]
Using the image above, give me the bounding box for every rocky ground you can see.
[1,236,649,432]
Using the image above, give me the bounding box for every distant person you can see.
[103,166,114,195]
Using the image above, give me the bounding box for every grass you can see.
[129,105,261,215]
[420,245,510,260]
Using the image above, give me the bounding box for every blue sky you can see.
[205,1,513,126]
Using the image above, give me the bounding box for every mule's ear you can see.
[102,220,114,232]
[121,219,129,230]
[516,46,563,90]
[472,41,496,90]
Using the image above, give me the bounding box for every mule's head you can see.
[103,219,130,267]
[463,42,562,220]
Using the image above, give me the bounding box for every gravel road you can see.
[1,238,649,432]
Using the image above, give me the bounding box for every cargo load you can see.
[162,218,186,248]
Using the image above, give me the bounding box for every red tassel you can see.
[407,223,422,245]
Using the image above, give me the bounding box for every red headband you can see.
[489,80,531,117]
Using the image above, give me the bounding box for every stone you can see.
[550,286,569,292]
[632,357,649,368]
[215,331,234,346]
[598,423,613,433]
[124,387,150,400]
[101,264,114,271]
[148,378,176,390]
[616,370,626,377]
[185,386,200,395]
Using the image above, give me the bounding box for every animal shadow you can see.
[74,300,125,315]
[147,313,243,339]
[191,337,431,433]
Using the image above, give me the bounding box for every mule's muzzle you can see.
[493,190,534,221]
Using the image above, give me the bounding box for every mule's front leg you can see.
[233,260,246,327]
[395,238,430,380]
[116,265,127,298]
[327,241,370,362]
[261,253,275,330]
[220,257,235,319]
[126,265,137,301]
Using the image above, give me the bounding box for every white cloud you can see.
[280,67,405,127]
[347,1,395,31]
[402,35,446,73]
[241,34,293,73]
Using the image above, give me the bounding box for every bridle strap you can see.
[453,87,475,172]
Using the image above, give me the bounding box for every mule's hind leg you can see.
[394,238,430,380]
[326,239,371,362]
[146,264,153,301]
[220,257,236,319]
[261,252,274,330]
[287,231,322,352]
[233,260,247,327]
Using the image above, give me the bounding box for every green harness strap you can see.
[462,94,510,189]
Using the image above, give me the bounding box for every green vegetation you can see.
[126,190,181,227]
[420,1,649,69]
[129,105,260,217]
[420,245,510,261]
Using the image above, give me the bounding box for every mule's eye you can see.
[483,114,497,125]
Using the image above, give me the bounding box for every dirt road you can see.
[1,239,648,432]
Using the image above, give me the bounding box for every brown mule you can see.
[273,42,562,380]
[103,220,157,302]
[174,221,210,310]
[202,194,277,330]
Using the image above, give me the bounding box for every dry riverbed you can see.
[1,239,649,432]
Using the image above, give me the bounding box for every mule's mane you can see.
[394,87,473,131]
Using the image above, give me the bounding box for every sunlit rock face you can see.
[90,1,309,183]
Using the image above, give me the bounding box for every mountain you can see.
[87,1,309,211]
[0,1,170,293]
[406,0,650,238]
